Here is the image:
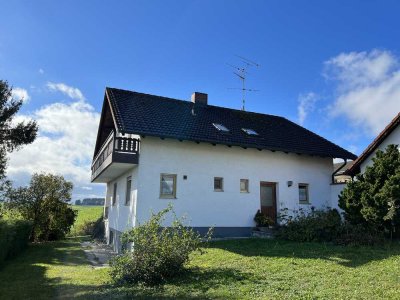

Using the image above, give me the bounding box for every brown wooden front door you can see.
[260,182,277,223]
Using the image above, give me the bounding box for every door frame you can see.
[259,181,277,223]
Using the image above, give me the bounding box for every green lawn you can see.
[1,238,400,299]
[69,205,103,236]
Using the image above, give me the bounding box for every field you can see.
[69,205,103,236]
[0,236,400,299]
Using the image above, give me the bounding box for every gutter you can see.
[332,159,347,184]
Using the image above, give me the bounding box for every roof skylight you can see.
[213,123,229,132]
[242,128,259,136]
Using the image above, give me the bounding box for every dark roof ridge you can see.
[106,87,284,120]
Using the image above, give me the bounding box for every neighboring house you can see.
[333,161,354,183]
[91,88,356,251]
[346,112,400,177]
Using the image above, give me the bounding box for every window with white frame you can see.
[214,177,224,191]
[298,183,309,204]
[125,176,132,205]
[160,174,177,198]
[240,179,249,192]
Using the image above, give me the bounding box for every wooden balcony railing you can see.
[91,132,140,181]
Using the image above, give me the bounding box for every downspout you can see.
[331,159,347,184]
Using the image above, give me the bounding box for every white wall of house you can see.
[106,166,138,236]
[360,126,400,173]
[133,137,334,228]
[330,183,346,213]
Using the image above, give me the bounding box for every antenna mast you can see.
[228,56,260,111]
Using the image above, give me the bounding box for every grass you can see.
[69,205,103,236]
[0,238,400,299]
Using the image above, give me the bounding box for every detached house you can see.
[346,112,400,176]
[91,88,356,250]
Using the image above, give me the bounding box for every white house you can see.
[346,112,400,176]
[91,88,356,251]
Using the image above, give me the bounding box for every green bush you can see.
[277,208,342,242]
[0,220,31,266]
[110,205,212,285]
[254,210,275,227]
[81,216,105,240]
[335,223,384,246]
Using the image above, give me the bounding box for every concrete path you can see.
[81,241,117,268]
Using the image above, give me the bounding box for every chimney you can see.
[191,92,208,105]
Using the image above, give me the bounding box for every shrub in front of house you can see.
[0,220,32,266]
[277,208,342,242]
[254,210,275,227]
[81,216,105,240]
[335,223,384,246]
[109,205,212,285]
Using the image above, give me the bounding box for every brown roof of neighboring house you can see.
[334,161,354,176]
[346,112,400,176]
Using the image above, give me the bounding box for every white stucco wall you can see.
[105,166,138,234]
[132,137,334,228]
[330,183,346,213]
[360,125,400,173]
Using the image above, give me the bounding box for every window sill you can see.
[240,191,250,193]
[160,196,177,199]
[299,202,311,205]
[214,189,224,192]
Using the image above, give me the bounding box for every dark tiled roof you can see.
[346,112,400,175]
[105,87,357,160]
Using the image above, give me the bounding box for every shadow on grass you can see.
[208,238,400,268]
[0,238,90,299]
[51,267,250,300]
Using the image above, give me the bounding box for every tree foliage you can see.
[339,144,400,234]
[6,173,77,241]
[0,80,38,189]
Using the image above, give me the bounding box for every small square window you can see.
[213,123,229,132]
[242,128,259,136]
[299,184,309,204]
[125,176,132,206]
[160,174,177,198]
[112,182,117,206]
[214,177,224,191]
[240,179,249,193]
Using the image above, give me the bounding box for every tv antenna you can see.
[227,55,260,111]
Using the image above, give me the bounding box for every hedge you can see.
[0,220,32,266]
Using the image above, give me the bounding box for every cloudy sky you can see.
[1,1,400,200]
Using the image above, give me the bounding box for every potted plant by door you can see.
[254,210,275,231]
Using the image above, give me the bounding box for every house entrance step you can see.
[252,227,276,239]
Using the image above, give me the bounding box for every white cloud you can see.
[326,49,400,136]
[47,82,85,101]
[297,92,318,125]
[11,87,30,103]
[7,91,100,192]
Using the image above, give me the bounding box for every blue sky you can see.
[1,1,400,200]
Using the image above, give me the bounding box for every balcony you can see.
[91,132,139,183]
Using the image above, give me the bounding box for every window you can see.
[125,176,132,205]
[242,128,259,136]
[112,182,117,206]
[214,177,224,191]
[298,184,309,204]
[213,123,229,132]
[240,179,249,193]
[160,174,177,198]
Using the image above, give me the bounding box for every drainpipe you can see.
[331,159,347,184]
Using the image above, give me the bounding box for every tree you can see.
[339,144,400,235]
[0,80,38,192]
[6,173,77,241]
[75,199,82,205]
